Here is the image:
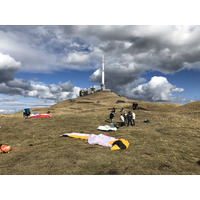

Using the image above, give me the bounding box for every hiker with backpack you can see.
[23,108,31,118]
[127,111,133,126]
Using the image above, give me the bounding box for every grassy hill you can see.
[0,91,200,175]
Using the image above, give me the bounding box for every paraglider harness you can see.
[23,108,31,118]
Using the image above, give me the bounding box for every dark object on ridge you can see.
[132,102,138,110]
[116,100,126,104]
[23,108,31,118]
[197,160,200,165]
[144,119,150,123]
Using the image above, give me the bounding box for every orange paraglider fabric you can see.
[0,145,12,153]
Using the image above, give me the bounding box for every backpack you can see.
[23,108,31,116]
[128,114,132,119]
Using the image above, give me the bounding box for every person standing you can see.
[123,111,127,124]
[127,111,133,126]
[110,111,115,124]
[132,111,136,126]
[120,114,125,126]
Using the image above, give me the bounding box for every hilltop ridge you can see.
[3,91,200,116]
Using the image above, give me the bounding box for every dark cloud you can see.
[0,79,79,100]
[6,79,33,90]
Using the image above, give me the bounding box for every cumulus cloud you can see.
[27,81,79,100]
[0,79,79,101]
[62,52,91,67]
[121,76,184,102]
[0,53,21,82]
[0,49,79,102]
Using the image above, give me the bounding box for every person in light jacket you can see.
[120,114,125,126]
[132,111,136,126]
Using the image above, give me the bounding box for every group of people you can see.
[109,107,136,127]
[120,109,135,127]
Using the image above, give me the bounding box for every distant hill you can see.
[175,101,200,113]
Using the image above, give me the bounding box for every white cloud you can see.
[0,78,80,101]
[0,52,21,69]
[26,81,79,100]
[0,81,81,114]
[62,52,90,65]
[0,52,21,82]
[123,76,184,102]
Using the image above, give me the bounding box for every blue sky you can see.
[1,25,200,113]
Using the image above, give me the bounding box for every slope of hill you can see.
[0,91,200,175]
[175,101,200,112]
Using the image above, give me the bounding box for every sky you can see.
[0,25,200,113]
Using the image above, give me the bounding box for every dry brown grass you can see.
[0,91,200,175]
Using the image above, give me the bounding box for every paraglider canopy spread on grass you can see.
[61,133,130,150]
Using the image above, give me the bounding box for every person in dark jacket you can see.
[23,108,31,118]
[127,111,133,126]
[110,112,115,124]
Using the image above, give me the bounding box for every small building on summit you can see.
[79,55,111,97]
[79,86,96,97]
